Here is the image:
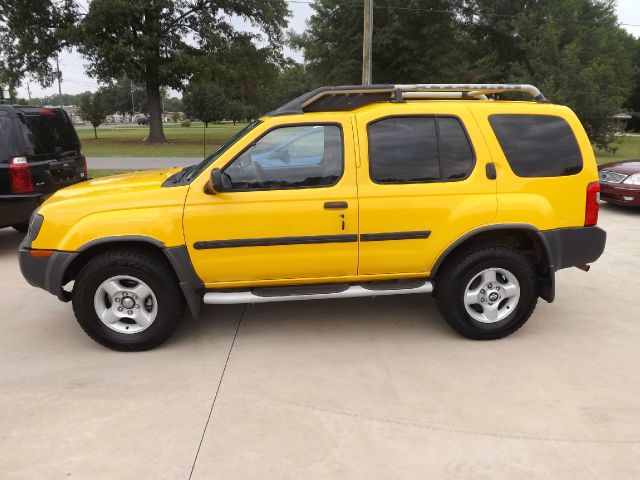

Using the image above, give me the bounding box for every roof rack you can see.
[266,84,548,116]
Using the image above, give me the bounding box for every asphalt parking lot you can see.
[1,204,639,479]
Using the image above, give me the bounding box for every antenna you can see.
[203,121,206,160]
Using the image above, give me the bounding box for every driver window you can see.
[223,124,343,190]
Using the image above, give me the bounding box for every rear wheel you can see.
[436,246,538,340]
[72,249,185,351]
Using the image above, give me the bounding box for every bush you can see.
[181,119,191,128]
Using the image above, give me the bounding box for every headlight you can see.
[623,173,640,185]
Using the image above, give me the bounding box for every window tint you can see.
[489,114,583,177]
[368,116,474,183]
[0,111,17,162]
[18,109,79,157]
[438,117,474,180]
[368,117,439,183]
[223,125,343,190]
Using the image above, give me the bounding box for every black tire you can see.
[72,248,185,351]
[436,246,538,340]
[12,222,29,233]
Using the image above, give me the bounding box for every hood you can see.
[48,168,181,201]
[598,160,640,175]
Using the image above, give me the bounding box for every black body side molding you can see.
[194,234,358,250]
[360,231,431,242]
[195,231,431,249]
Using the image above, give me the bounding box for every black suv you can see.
[0,105,87,231]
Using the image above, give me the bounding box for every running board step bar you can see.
[203,280,433,305]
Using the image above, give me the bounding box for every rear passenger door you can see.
[355,104,497,276]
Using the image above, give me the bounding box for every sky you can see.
[13,0,640,100]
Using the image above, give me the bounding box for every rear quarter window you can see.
[489,114,583,177]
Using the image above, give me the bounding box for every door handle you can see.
[486,162,497,180]
[324,201,348,209]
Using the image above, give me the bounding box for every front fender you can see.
[34,206,185,251]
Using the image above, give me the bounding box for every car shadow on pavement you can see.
[175,293,457,347]
[600,202,640,216]
[0,228,24,257]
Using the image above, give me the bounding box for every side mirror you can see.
[207,168,225,194]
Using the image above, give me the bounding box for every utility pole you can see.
[362,0,373,85]
[26,83,31,101]
[55,54,63,108]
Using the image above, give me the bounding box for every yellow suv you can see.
[19,84,606,350]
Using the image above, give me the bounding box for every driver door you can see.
[183,116,359,286]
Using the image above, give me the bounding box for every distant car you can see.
[137,116,149,125]
[0,105,87,232]
[598,160,640,207]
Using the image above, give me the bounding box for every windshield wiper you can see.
[170,164,195,184]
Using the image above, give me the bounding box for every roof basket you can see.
[267,84,548,116]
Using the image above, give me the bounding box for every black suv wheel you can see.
[72,248,185,351]
[436,246,538,340]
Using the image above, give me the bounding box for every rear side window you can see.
[18,109,79,157]
[0,111,17,162]
[489,114,582,177]
[368,116,474,183]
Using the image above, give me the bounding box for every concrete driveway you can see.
[1,204,639,479]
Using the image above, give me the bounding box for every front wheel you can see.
[436,246,538,340]
[72,249,185,351]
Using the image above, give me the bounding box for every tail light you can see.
[9,157,33,193]
[585,181,600,226]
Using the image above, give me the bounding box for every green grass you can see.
[78,122,245,157]
[594,135,640,164]
[89,169,133,178]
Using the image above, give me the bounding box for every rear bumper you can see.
[600,183,640,206]
[18,239,77,301]
[539,226,607,271]
[0,193,43,228]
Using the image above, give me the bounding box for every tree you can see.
[226,100,246,125]
[164,96,184,113]
[78,0,289,144]
[98,78,147,116]
[623,37,640,133]
[79,90,109,139]
[291,0,470,85]
[294,0,636,150]
[463,0,637,150]
[183,82,228,127]
[0,1,78,92]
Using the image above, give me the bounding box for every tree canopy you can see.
[2,0,638,149]
[79,89,109,138]
[183,81,228,127]
[294,0,638,149]
[0,0,78,95]
[78,0,289,143]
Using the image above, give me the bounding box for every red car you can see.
[598,160,640,207]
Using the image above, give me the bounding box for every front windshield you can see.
[185,119,262,181]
